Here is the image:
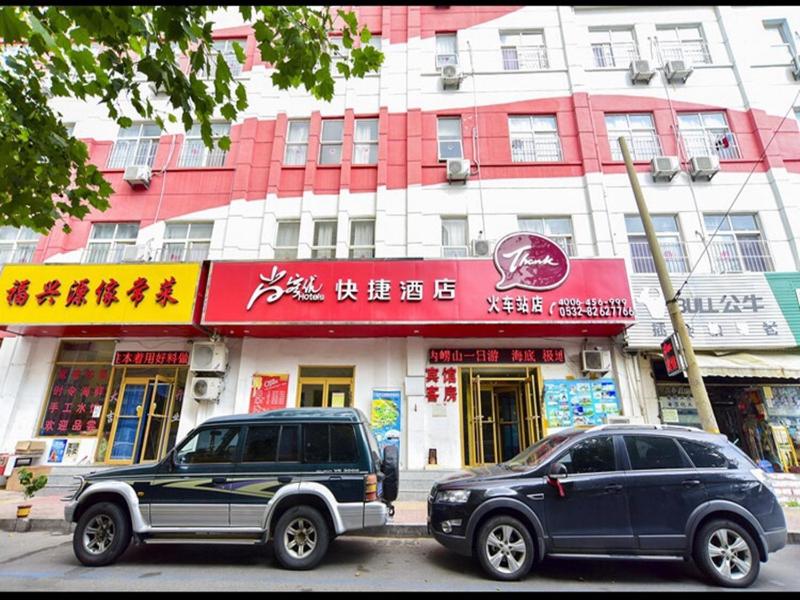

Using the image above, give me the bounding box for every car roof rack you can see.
[587,423,706,433]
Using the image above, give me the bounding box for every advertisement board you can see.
[249,373,289,413]
[543,378,620,428]
[370,389,402,458]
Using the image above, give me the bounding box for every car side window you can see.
[624,435,687,470]
[557,435,616,474]
[678,439,729,469]
[304,424,330,463]
[330,424,360,463]
[302,424,361,463]
[243,426,280,462]
[277,425,300,462]
[175,427,240,465]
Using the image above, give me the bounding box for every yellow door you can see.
[297,377,354,408]
[139,376,175,463]
[106,377,151,464]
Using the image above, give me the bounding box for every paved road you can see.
[1,532,798,591]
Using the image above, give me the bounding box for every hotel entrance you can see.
[461,367,545,466]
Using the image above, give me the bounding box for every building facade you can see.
[0,5,799,474]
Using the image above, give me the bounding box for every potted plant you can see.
[16,468,48,519]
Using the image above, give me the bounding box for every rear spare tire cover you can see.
[381,445,399,502]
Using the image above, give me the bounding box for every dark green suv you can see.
[64,408,398,570]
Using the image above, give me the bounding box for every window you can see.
[178,123,230,167]
[312,220,337,258]
[303,424,359,463]
[85,222,139,263]
[65,123,75,137]
[435,33,458,68]
[275,221,301,259]
[605,113,661,161]
[284,120,310,165]
[625,215,687,273]
[437,117,463,160]
[243,426,280,462]
[277,425,300,462]
[329,36,349,67]
[678,439,729,469]
[107,123,160,168]
[175,427,241,465]
[441,217,468,258]
[202,38,246,78]
[509,115,561,162]
[557,436,616,474]
[350,219,375,258]
[319,119,344,165]
[0,226,39,264]
[763,21,794,62]
[162,222,213,262]
[353,118,379,165]
[500,30,548,70]
[704,214,773,273]
[656,24,711,65]
[677,112,739,160]
[517,217,574,256]
[589,27,638,68]
[624,435,687,470]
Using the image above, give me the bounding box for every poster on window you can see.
[40,365,111,436]
[249,373,289,413]
[543,378,620,428]
[47,439,67,463]
[371,389,402,457]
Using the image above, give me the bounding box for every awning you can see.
[694,352,800,379]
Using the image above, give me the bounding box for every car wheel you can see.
[694,519,760,588]
[73,501,131,567]
[476,515,535,581]
[273,506,330,570]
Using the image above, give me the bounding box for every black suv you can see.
[64,408,398,570]
[428,424,787,588]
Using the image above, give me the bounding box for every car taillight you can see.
[364,473,378,502]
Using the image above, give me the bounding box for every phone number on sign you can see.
[557,298,634,318]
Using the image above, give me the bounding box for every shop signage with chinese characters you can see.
[40,365,111,436]
[114,351,190,366]
[428,348,565,364]
[249,373,289,413]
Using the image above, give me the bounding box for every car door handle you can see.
[212,477,227,485]
[278,476,293,484]
[604,483,623,493]
[682,479,701,487]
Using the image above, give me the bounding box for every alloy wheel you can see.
[485,524,527,575]
[82,514,116,555]
[707,528,753,582]
[284,517,318,559]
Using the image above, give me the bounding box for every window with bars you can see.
[437,117,463,160]
[178,123,230,168]
[677,112,739,159]
[319,120,344,165]
[107,123,161,168]
[500,30,548,70]
[517,217,575,256]
[201,38,246,78]
[625,215,688,273]
[656,24,711,65]
[605,113,661,161]
[704,214,773,273]
[441,217,468,258]
[275,221,301,259]
[349,220,375,258]
[435,33,458,69]
[589,27,639,68]
[84,223,139,264]
[161,222,213,262]
[0,226,39,264]
[509,115,562,162]
[312,220,338,258]
[284,120,310,166]
[353,119,379,165]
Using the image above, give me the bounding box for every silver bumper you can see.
[364,501,389,528]
[64,500,78,523]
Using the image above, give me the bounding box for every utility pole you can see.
[618,136,719,434]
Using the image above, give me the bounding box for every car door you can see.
[147,425,242,528]
[544,434,635,552]
[622,434,708,552]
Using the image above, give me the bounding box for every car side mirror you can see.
[548,461,568,480]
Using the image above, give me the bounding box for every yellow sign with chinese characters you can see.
[0,263,202,325]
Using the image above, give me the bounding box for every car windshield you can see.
[504,428,585,469]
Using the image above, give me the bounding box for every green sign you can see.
[766,273,800,344]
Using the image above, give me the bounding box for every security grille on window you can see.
[162,222,213,262]
[202,38,246,78]
[107,123,160,169]
[178,123,230,167]
[656,24,711,65]
[319,120,344,165]
[509,116,562,162]
[704,214,774,273]
[274,221,301,259]
[500,30,548,70]
[0,226,39,264]
[442,217,468,258]
[353,119,379,165]
[678,112,740,160]
[435,33,458,69]
[349,220,375,258]
[625,215,687,273]
[284,120,310,166]
[589,27,639,68]
[312,220,338,258]
[517,217,575,256]
[437,117,463,160]
[84,223,139,264]
[605,113,661,161]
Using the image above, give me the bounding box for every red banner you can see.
[249,373,289,413]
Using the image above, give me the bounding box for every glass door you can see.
[107,377,150,464]
[139,377,174,463]
[494,386,521,462]
[297,367,354,408]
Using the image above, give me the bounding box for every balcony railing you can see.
[680,131,741,160]
[628,241,689,273]
[707,239,774,273]
[591,42,639,68]
[502,45,549,70]
[82,244,209,263]
[0,244,37,264]
[609,133,663,161]
[657,40,712,65]
[510,137,563,162]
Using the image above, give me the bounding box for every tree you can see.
[0,6,383,233]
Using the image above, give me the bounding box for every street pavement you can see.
[0,531,798,591]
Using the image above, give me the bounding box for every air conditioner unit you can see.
[792,54,800,80]
[650,156,680,182]
[190,341,228,373]
[688,155,719,181]
[664,59,693,84]
[440,63,463,89]
[629,59,655,84]
[120,245,141,262]
[192,376,223,402]
[123,165,152,190]
[581,349,611,373]
[446,158,470,183]
[471,238,491,257]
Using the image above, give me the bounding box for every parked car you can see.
[428,424,787,587]
[64,407,397,570]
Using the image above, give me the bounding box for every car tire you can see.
[693,519,760,588]
[273,506,330,571]
[381,445,399,503]
[73,501,131,567]
[476,515,535,581]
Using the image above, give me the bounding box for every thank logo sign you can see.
[493,232,570,291]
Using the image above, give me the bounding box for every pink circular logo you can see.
[493,232,570,291]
